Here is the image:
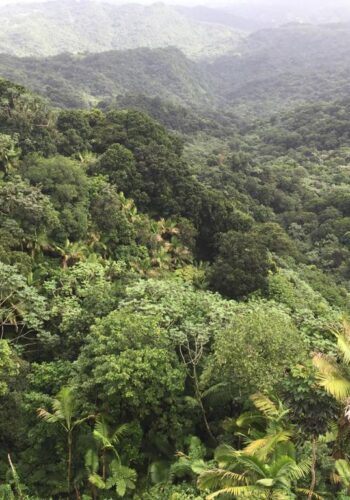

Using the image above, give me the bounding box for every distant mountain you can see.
[0,0,242,59]
[175,5,258,31]
[222,0,350,28]
[202,22,350,114]
[2,22,350,118]
[0,47,214,108]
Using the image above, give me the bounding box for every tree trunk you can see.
[308,437,317,500]
[102,449,106,481]
[193,364,216,444]
[68,431,72,496]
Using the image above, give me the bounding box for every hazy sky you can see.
[0,0,348,7]
[0,0,236,5]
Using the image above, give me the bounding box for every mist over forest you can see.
[2,1,350,499]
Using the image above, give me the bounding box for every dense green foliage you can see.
[2,14,350,498]
[2,22,350,116]
[0,1,241,59]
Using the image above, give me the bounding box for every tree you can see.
[90,417,130,480]
[37,386,94,494]
[334,459,350,497]
[0,79,57,156]
[203,301,307,398]
[0,134,19,173]
[225,393,295,461]
[42,260,126,358]
[198,448,311,499]
[75,311,186,439]
[0,340,19,397]
[54,239,88,270]
[0,262,48,343]
[313,321,350,458]
[56,109,92,157]
[198,395,311,499]
[86,418,137,498]
[313,321,350,403]
[0,175,58,245]
[90,143,140,196]
[209,230,271,299]
[21,156,89,242]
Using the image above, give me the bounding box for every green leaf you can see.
[116,478,126,497]
[88,473,106,489]
[85,448,99,474]
[257,478,275,487]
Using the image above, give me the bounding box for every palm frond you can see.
[111,423,130,444]
[206,485,262,499]
[198,468,247,491]
[318,422,338,444]
[85,448,99,474]
[318,373,350,401]
[93,419,111,448]
[337,334,350,365]
[73,414,94,428]
[297,488,325,499]
[214,444,238,466]
[37,408,61,425]
[243,431,293,460]
[235,454,267,478]
[234,412,265,430]
[271,456,310,482]
[88,473,106,489]
[313,355,350,400]
[251,393,279,418]
[335,459,350,486]
[313,355,338,376]
[56,387,75,427]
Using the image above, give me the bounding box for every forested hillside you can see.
[0,48,212,109]
[1,62,350,497]
[203,22,350,114]
[3,3,350,499]
[0,0,242,59]
[2,22,350,115]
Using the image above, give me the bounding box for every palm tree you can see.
[0,455,27,500]
[54,239,88,269]
[197,394,315,499]
[91,417,130,480]
[313,321,350,403]
[23,232,52,261]
[198,443,311,499]
[313,321,350,459]
[224,393,294,461]
[85,418,136,498]
[37,386,94,494]
[333,459,350,497]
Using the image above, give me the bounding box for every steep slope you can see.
[0,47,213,108]
[0,0,242,59]
[3,21,350,118]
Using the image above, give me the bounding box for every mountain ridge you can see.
[0,0,243,59]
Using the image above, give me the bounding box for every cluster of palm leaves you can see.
[197,393,313,499]
[312,321,350,499]
[313,321,350,404]
[37,387,136,498]
[85,418,136,497]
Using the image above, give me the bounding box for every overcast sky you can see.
[0,0,348,7]
[0,0,235,5]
